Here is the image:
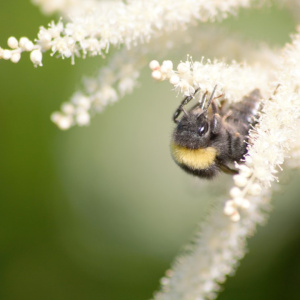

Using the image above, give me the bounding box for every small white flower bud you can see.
[161,60,173,71]
[240,199,250,209]
[160,65,169,74]
[224,203,236,216]
[225,200,235,207]
[51,113,73,130]
[169,75,180,85]
[233,174,247,187]
[245,156,253,166]
[239,165,252,177]
[77,96,91,110]
[19,37,30,49]
[231,211,240,222]
[76,111,90,126]
[177,62,190,74]
[61,103,75,115]
[203,280,214,293]
[7,37,18,49]
[233,197,246,206]
[229,187,241,198]
[160,277,169,286]
[10,52,21,63]
[152,70,162,80]
[51,112,61,123]
[2,50,12,60]
[149,60,160,70]
[57,116,73,130]
[30,49,43,66]
[24,40,34,52]
[248,183,262,196]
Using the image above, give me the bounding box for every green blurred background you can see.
[1,2,300,300]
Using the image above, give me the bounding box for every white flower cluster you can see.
[51,46,144,130]
[225,166,263,222]
[225,29,300,221]
[154,197,270,300]
[149,48,300,222]
[285,119,300,168]
[149,58,268,102]
[1,0,256,67]
[1,0,276,130]
[0,36,42,66]
[51,26,279,130]
[150,58,270,104]
[151,28,300,299]
[149,60,269,234]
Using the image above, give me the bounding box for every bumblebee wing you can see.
[218,163,238,175]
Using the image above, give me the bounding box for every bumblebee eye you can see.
[198,122,208,136]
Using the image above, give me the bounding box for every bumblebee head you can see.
[172,86,217,149]
[172,109,211,149]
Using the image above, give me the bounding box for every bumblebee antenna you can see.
[204,85,218,111]
[182,107,188,116]
[200,91,208,110]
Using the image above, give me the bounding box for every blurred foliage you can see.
[0,2,300,300]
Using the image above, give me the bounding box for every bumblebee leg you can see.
[211,113,222,135]
[211,100,222,135]
[173,88,200,123]
[219,163,238,175]
[222,110,232,121]
[230,132,248,161]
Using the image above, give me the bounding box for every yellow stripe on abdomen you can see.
[171,143,217,170]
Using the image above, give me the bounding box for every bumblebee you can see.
[171,86,261,179]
